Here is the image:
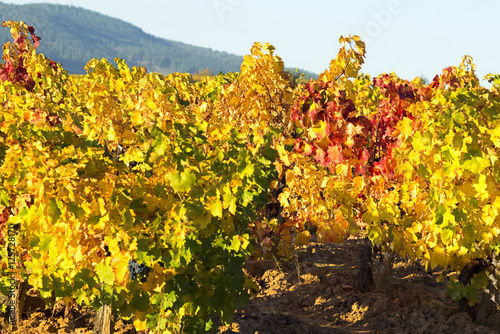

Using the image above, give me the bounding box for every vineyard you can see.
[0,20,499,333]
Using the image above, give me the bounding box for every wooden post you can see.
[356,237,374,292]
[9,280,27,328]
[94,303,114,334]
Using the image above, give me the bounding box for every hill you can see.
[0,1,242,74]
[0,2,317,78]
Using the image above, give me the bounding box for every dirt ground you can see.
[1,238,499,334]
[220,238,500,334]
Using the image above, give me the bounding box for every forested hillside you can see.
[0,2,317,77]
[0,1,245,74]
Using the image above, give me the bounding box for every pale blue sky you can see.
[6,0,500,85]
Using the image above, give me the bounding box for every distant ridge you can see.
[0,1,242,74]
[0,2,317,78]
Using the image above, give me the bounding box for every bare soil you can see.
[219,238,500,334]
[1,238,499,334]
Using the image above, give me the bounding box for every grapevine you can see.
[0,20,499,333]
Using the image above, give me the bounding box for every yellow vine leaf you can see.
[430,246,448,270]
[209,197,223,218]
[110,252,130,286]
[296,230,311,246]
[133,318,147,331]
[131,110,144,126]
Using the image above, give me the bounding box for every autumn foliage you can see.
[0,21,499,333]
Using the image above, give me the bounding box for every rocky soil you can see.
[1,238,499,334]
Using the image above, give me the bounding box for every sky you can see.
[5,0,500,85]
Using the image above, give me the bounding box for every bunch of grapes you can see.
[128,259,151,283]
